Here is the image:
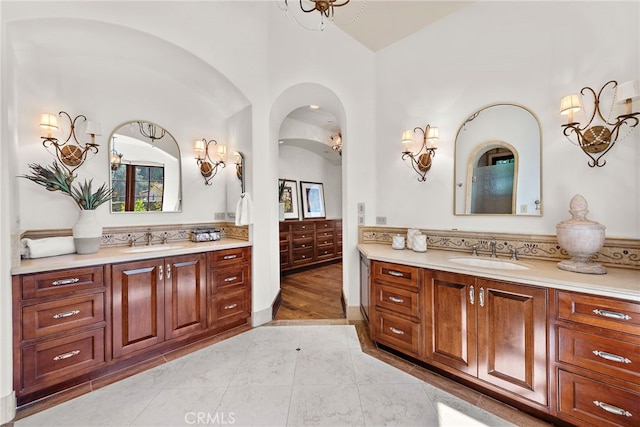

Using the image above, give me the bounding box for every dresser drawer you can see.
[279,231,290,243]
[292,222,315,232]
[316,234,334,246]
[558,370,639,427]
[208,288,250,327]
[316,229,334,240]
[374,284,420,319]
[557,291,640,336]
[372,310,421,358]
[316,220,334,231]
[316,247,335,260]
[21,328,106,390]
[210,265,250,294]
[372,261,420,290]
[21,266,104,300]
[292,238,313,251]
[208,247,251,268]
[292,248,314,264]
[292,230,314,242]
[22,293,105,341]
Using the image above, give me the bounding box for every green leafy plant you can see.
[20,161,113,210]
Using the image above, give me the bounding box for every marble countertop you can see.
[13,238,252,275]
[358,243,640,302]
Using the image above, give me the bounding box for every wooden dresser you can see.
[279,219,342,273]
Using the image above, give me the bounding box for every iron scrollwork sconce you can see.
[194,138,226,185]
[401,124,438,182]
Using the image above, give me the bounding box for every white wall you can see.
[375,1,640,239]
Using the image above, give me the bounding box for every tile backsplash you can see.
[359,226,640,270]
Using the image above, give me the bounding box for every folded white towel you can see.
[235,193,254,226]
[21,236,76,259]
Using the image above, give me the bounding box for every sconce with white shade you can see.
[40,111,101,175]
[401,124,438,182]
[194,138,226,185]
[561,80,640,167]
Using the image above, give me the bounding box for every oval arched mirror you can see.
[109,121,182,212]
[454,104,541,215]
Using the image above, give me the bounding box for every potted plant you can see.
[20,161,112,254]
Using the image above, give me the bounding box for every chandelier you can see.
[137,121,166,144]
[284,0,352,30]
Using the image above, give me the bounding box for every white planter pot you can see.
[73,210,102,254]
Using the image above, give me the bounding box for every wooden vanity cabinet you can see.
[551,290,640,427]
[111,253,207,359]
[279,219,342,273]
[207,247,251,332]
[12,266,107,403]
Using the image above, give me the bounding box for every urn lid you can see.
[556,194,605,231]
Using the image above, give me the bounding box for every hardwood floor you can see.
[275,262,345,320]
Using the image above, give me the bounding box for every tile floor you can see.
[12,324,547,427]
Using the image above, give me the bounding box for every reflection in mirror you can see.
[454,104,541,215]
[109,121,182,212]
[226,152,245,218]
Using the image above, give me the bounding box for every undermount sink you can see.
[448,257,530,270]
[122,245,184,253]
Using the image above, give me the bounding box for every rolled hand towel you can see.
[21,236,76,259]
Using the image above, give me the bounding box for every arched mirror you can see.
[454,104,542,215]
[109,121,182,212]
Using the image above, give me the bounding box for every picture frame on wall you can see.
[279,179,299,220]
[300,181,326,219]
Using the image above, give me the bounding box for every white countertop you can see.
[358,243,640,302]
[13,238,252,275]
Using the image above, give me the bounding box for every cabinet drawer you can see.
[210,265,250,294]
[208,247,251,267]
[316,235,334,246]
[374,284,420,319]
[316,229,334,240]
[279,231,290,243]
[292,248,314,264]
[292,238,313,250]
[316,247,335,260]
[372,261,420,289]
[558,370,639,427]
[209,289,250,327]
[316,220,334,231]
[558,326,640,383]
[21,328,106,390]
[292,222,315,232]
[21,266,104,299]
[292,231,314,241]
[557,291,640,336]
[22,293,105,340]
[372,310,421,358]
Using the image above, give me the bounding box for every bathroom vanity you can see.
[359,243,639,427]
[12,240,251,407]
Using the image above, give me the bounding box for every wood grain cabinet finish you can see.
[12,266,107,402]
[13,246,252,407]
[280,219,342,273]
[552,290,640,426]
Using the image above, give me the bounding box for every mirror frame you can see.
[108,120,183,213]
[453,103,542,216]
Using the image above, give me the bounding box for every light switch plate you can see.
[214,212,226,220]
[357,202,365,214]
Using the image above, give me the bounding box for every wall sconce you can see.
[401,125,438,181]
[561,80,640,167]
[40,111,101,175]
[194,138,226,185]
[331,132,342,155]
[110,136,123,171]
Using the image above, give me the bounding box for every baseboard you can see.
[346,305,363,320]
[272,289,283,319]
[0,390,16,424]
[252,306,274,327]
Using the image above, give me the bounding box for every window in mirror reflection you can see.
[111,164,165,212]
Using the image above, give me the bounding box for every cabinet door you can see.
[112,259,165,358]
[427,271,477,376]
[476,279,548,405]
[164,253,207,340]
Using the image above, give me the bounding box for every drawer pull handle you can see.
[166,264,171,280]
[388,271,404,277]
[593,401,632,418]
[592,309,631,321]
[53,310,80,319]
[223,254,237,260]
[593,350,632,364]
[159,265,163,281]
[224,276,238,282]
[224,304,238,310]
[479,287,485,307]
[388,296,404,303]
[389,327,405,335]
[469,285,475,305]
[52,278,80,286]
[53,350,80,361]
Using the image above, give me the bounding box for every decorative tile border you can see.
[359,226,640,270]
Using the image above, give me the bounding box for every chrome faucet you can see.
[145,229,153,246]
[489,241,497,258]
[471,245,479,256]
[510,248,519,261]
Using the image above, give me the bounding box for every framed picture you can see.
[300,181,326,219]
[279,179,299,220]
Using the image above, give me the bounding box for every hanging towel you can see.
[235,192,254,225]
[21,236,76,259]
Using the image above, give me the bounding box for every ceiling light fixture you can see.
[137,121,166,144]
[561,80,639,167]
[284,0,352,31]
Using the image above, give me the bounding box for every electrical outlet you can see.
[520,204,528,213]
[357,202,365,214]
[214,212,226,220]
[358,215,364,225]
[376,216,387,225]
[227,212,236,219]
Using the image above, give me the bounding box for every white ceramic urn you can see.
[556,194,606,274]
[73,209,103,254]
